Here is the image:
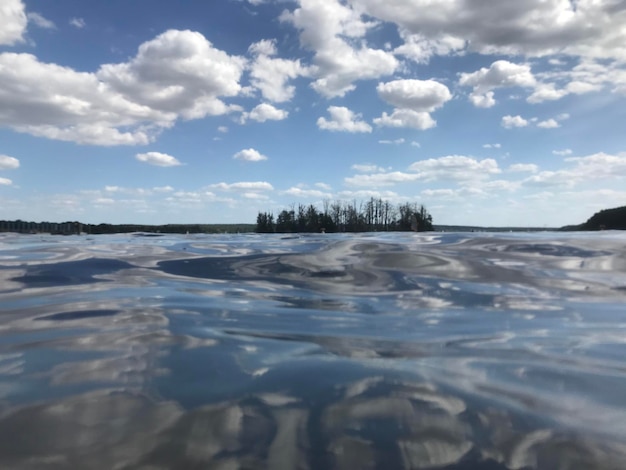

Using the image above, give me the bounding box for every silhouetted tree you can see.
[255,212,275,233]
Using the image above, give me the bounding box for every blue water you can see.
[1,231,626,469]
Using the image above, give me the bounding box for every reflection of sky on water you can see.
[1,231,626,468]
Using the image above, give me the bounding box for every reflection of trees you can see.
[257,199,434,233]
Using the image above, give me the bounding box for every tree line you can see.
[256,198,434,233]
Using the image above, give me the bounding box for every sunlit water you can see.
[1,231,626,469]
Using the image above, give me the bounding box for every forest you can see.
[561,205,626,231]
[256,198,434,233]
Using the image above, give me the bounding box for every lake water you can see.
[1,231,625,469]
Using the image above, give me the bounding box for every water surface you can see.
[1,231,626,469]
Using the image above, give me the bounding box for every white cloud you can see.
[552,149,573,156]
[69,18,86,29]
[317,106,372,132]
[394,32,466,64]
[281,0,398,97]
[0,0,27,45]
[243,103,288,123]
[374,79,451,130]
[284,187,332,198]
[211,181,274,191]
[0,30,247,146]
[27,12,55,29]
[520,152,626,190]
[411,141,421,147]
[315,182,332,190]
[483,143,501,149]
[377,79,452,111]
[509,163,539,173]
[374,109,436,130]
[408,155,501,181]
[218,126,228,133]
[0,155,20,170]
[99,30,246,120]
[501,115,529,128]
[248,39,309,102]
[459,60,536,107]
[565,152,626,179]
[351,0,626,61]
[527,83,568,103]
[0,177,13,186]
[135,152,182,167]
[523,170,576,188]
[537,118,560,128]
[233,148,268,162]
[378,138,405,145]
[351,163,386,173]
[469,91,495,108]
[345,171,421,187]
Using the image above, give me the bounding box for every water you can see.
[1,231,626,469]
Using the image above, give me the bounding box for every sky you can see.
[1,0,626,227]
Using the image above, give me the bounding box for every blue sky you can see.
[1,0,625,227]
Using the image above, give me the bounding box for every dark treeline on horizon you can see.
[561,205,626,231]
[0,220,255,235]
[256,199,434,233]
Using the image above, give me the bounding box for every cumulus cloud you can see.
[0,177,13,185]
[233,148,268,161]
[248,39,309,102]
[0,155,20,170]
[553,149,573,156]
[135,152,182,167]
[520,152,626,189]
[350,0,626,61]
[459,60,536,107]
[501,115,529,128]
[374,79,451,129]
[317,106,372,132]
[0,0,27,45]
[483,143,501,149]
[408,155,501,181]
[99,30,246,120]
[242,103,288,123]
[565,152,626,179]
[281,0,398,97]
[537,118,560,128]
[373,109,436,130]
[527,79,602,103]
[377,79,452,111]
[0,30,246,145]
[393,32,466,64]
[379,138,405,145]
[469,91,496,108]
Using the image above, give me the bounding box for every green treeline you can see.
[256,198,434,233]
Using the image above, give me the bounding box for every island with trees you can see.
[256,198,434,233]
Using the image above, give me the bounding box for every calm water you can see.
[1,231,626,469]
